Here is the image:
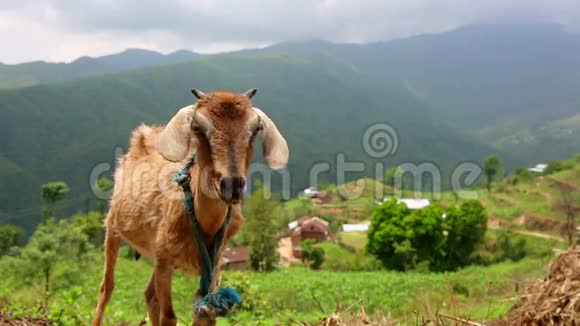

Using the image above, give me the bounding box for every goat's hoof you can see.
[193,315,217,326]
[194,306,217,326]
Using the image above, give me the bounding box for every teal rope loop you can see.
[172,154,241,316]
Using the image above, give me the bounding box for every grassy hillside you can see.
[0,53,495,231]
[293,156,579,241]
[0,251,553,325]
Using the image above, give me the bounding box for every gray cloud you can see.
[1,0,579,63]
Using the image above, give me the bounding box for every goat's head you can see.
[157,88,288,204]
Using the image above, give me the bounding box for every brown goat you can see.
[92,89,288,326]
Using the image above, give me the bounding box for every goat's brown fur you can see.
[92,91,286,326]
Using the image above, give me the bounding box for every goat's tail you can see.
[128,124,160,158]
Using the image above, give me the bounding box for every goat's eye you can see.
[192,126,204,134]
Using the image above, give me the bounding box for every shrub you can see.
[442,200,488,270]
[367,199,488,271]
[544,160,574,175]
[2,219,93,312]
[497,231,527,262]
[0,224,24,256]
[72,212,105,247]
[300,240,325,270]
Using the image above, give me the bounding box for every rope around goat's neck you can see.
[172,154,240,317]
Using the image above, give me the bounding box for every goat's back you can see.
[106,124,194,260]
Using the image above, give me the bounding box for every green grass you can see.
[0,251,553,325]
[339,232,368,251]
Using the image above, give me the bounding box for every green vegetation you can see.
[366,199,487,271]
[0,224,24,255]
[0,49,200,89]
[483,155,503,193]
[1,219,93,316]
[93,177,113,214]
[0,47,500,231]
[0,157,575,324]
[0,250,552,324]
[300,239,325,270]
[243,185,280,271]
[1,24,580,324]
[41,181,70,223]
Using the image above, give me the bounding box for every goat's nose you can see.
[219,177,246,202]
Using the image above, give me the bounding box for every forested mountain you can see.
[258,24,580,163]
[0,53,495,231]
[1,24,579,231]
[0,49,200,89]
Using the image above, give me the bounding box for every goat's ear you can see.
[157,105,196,162]
[253,107,289,170]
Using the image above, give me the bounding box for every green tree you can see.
[41,181,70,223]
[300,239,325,270]
[0,224,25,255]
[483,155,502,193]
[72,211,105,247]
[244,185,280,271]
[383,166,398,186]
[94,176,113,214]
[367,199,487,271]
[366,199,412,270]
[5,219,91,312]
[366,199,445,271]
[443,200,488,270]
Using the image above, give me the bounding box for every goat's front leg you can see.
[154,260,177,326]
[212,209,243,291]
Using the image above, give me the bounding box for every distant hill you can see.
[1,23,580,231]
[0,53,495,231]
[258,24,580,163]
[0,49,201,89]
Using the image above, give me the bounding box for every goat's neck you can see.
[192,169,229,238]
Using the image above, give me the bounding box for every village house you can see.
[288,216,329,258]
[220,246,250,271]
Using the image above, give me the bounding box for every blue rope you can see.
[172,154,241,317]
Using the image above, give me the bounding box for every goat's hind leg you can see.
[144,273,161,326]
[92,227,121,326]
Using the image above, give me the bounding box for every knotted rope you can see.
[172,154,241,318]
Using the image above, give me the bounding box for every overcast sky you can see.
[1,0,579,64]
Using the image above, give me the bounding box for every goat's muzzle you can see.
[219,176,246,204]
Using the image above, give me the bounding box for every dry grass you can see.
[0,312,50,326]
[508,246,580,325]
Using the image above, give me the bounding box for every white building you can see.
[342,224,369,232]
[381,197,431,210]
[303,186,320,198]
[528,163,548,173]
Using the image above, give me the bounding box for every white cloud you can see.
[1,0,579,63]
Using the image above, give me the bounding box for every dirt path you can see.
[488,220,565,242]
[515,230,565,242]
